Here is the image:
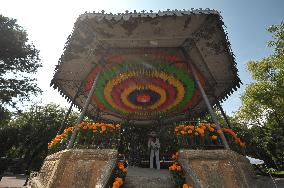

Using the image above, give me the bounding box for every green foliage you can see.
[236,22,284,125]
[0,15,41,115]
[117,124,178,166]
[235,22,284,170]
[0,103,78,171]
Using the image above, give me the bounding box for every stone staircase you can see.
[123,167,175,188]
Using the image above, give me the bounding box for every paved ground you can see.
[255,176,284,188]
[0,175,26,188]
[1,173,283,188]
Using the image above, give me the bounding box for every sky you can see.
[1,0,283,115]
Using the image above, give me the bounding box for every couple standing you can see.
[148,131,160,169]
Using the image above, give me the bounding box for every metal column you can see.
[56,82,84,135]
[216,101,232,129]
[67,74,99,149]
[183,49,230,149]
[56,102,74,135]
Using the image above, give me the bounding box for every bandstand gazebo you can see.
[31,10,256,188]
[51,9,241,149]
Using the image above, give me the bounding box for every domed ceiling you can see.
[84,49,205,120]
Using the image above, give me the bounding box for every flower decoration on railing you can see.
[175,123,246,148]
[169,152,193,188]
[48,122,121,151]
[85,52,205,119]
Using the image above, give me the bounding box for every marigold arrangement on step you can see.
[112,161,127,188]
[169,152,193,188]
[175,123,246,148]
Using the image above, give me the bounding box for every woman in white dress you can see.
[148,131,160,169]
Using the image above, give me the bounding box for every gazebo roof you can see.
[51,9,241,125]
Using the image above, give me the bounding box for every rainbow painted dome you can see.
[84,49,205,120]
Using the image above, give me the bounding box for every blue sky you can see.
[1,0,283,115]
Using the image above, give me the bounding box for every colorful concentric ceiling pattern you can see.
[85,52,205,119]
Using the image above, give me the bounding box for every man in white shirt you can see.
[148,131,160,169]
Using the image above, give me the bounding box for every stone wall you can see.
[178,149,256,188]
[29,149,117,188]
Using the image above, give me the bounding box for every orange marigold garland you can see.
[175,123,245,149]
[48,122,121,150]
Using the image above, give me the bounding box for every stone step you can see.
[123,167,175,188]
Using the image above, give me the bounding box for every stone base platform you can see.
[178,149,256,188]
[28,149,117,188]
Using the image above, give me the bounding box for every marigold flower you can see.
[115,177,123,185]
[196,128,204,134]
[122,168,127,173]
[217,129,223,134]
[176,165,182,171]
[169,164,177,171]
[210,124,216,128]
[235,138,241,144]
[212,135,218,140]
[115,124,121,129]
[101,126,107,131]
[240,142,246,148]
[183,184,190,188]
[112,181,120,187]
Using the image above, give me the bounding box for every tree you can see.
[235,22,284,170]
[0,103,78,172]
[0,15,41,116]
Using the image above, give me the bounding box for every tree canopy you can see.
[0,103,78,172]
[0,15,41,116]
[235,22,284,170]
[236,22,284,125]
